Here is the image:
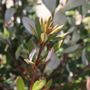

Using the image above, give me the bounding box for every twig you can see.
[29,43,44,90]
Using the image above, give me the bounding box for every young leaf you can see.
[49,25,63,35]
[32,79,46,90]
[41,32,48,43]
[16,76,25,90]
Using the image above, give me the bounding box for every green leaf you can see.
[45,79,52,89]
[16,76,25,90]
[25,39,34,52]
[3,27,10,39]
[32,79,46,90]
[35,17,42,39]
[15,44,29,59]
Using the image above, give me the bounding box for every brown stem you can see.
[35,45,43,66]
[29,43,44,90]
[29,66,36,90]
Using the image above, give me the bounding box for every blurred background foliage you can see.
[0,0,90,90]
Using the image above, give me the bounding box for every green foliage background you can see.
[0,0,90,90]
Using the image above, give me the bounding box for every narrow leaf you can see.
[49,25,63,35]
[44,48,60,75]
[82,49,88,66]
[62,0,86,11]
[22,17,36,35]
[35,17,42,38]
[71,31,80,44]
[5,8,16,23]
[63,44,79,53]
[29,48,36,62]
